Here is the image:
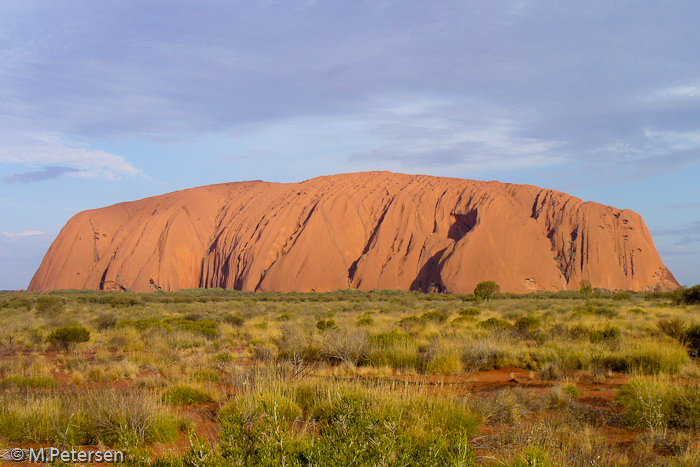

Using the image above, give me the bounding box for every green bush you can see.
[677,284,700,305]
[316,319,337,331]
[356,314,374,326]
[458,307,481,317]
[612,291,631,301]
[35,295,66,315]
[514,316,540,332]
[477,317,511,330]
[2,296,33,310]
[398,315,424,330]
[161,385,213,406]
[510,447,550,467]
[421,310,449,323]
[589,326,620,344]
[575,304,618,318]
[47,325,90,351]
[118,318,169,331]
[178,319,219,339]
[94,312,119,330]
[683,324,700,359]
[224,314,246,326]
[213,351,235,363]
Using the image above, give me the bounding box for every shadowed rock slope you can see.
[29,172,678,293]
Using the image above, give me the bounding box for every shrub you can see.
[321,329,370,366]
[576,304,618,318]
[477,317,511,330]
[579,280,593,301]
[458,307,481,317]
[628,307,646,315]
[514,316,540,332]
[178,320,219,339]
[678,284,700,304]
[683,324,700,359]
[561,382,580,398]
[161,385,213,406]
[421,310,449,323]
[47,325,90,351]
[224,314,245,326]
[213,351,235,363]
[2,296,33,310]
[589,326,620,344]
[94,313,118,330]
[461,339,512,371]
[316,319,337,332]
[612,291,631,301]
[356,315,374,326]
[511,447,550,467]
[398,315,424,331]
[35,295,66,315]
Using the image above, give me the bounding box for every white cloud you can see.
[644,129,700,152]
[1,230,45,238]
[342,96,568,170]
[646,82,700,102]
[0,131,139,180]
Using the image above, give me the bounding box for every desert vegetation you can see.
[0,286,699,466]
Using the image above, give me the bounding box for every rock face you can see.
[29,172,678,294]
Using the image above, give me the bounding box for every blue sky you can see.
[1,1,699,290]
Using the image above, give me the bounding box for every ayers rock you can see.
[29,172,678,294]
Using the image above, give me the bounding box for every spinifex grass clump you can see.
[0,375,57,388]
[0,390,180,447]
[214,386,478,467]
[368,331,422,370]
[616,377,700,435]
[161,385,213,406]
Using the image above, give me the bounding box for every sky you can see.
[1,1,699,290]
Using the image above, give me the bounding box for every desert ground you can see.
[0,287,699,466]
